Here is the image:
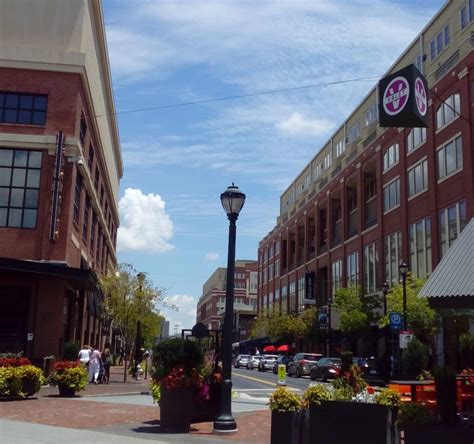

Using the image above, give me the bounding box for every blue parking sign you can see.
[389,312,402,329]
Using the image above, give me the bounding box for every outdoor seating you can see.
[388,383,411,402]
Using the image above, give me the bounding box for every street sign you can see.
[27,333,34,341]
[399,330,414,349]
[389,312,403,330]
[277,364,287,386]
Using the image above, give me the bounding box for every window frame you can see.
[407,157,428,199]
[383,177,400,213]
[437,133,463,182]
[382,143,400,172]
[0,92,48,126]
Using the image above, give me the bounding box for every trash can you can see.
[43,356,56,377]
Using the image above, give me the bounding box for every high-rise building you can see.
[257,0,473,358]
[0,0,122,361]
[196,260,258,342]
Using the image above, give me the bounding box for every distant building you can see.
[196,260,257,342]
[0,0,122,361]
[161,320,170,339]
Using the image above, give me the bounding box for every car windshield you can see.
[328,358,341,364]
[303,354,321,361]
[240,355,250,359]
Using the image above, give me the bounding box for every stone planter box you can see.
[271,411,301,444]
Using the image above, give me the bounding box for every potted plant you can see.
[0,354,43,398]
[152,338,204,432]
[48,360,88,397]
[268,387,302,444]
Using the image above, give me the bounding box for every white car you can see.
[258,355,279,372]
[246,355,263,370]
[234,354,251,368]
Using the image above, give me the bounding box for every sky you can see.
[102,0,445,332]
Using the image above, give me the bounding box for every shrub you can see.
[397,403,433,428]
[150,381,161,404]
[63,341,80,361]
[402,337,428,378]
[0,365,43,398]
[459,333,474,369]
[303,384,333,406]
[375,388,401,409]
[269,387,302,412]
[332,365,367,400]
[340,351,353,373]
[434,366,457,426]
[48,361,88,392]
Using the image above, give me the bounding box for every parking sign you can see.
[389,312,402,329]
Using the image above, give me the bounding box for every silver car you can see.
[258,355,278,372]
[234,354,251,368]
[246,355,263,370]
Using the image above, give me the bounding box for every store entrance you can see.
[0,285,30,353]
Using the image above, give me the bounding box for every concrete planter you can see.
[159,385,193,432]
[271,411,301,444]
[58,384,76,397]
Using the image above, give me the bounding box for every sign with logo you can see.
[399,330,414,349]
[389,312,403,330]
[378,64,429,128]
[277,364,287,386]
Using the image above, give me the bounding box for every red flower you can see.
[0,357,31,367]
[54,360,81,372]
[159,367,203,390]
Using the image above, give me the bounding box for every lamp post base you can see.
[213,415,238,433]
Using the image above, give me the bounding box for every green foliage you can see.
[152,338,203,380]
[333,285,380,334]
[0,365,43,398]
[375,388,402,409]
[63,340,80,361]
[340,351,353,373]
[402,337,428,377]
[380,274,436,338]
[303,384,333,406]
[150,381,161,404]
[48,367,88,392]
[268,387,302,412]
[459,332,474,369]
[397,403,433,428]
[332,365,367,400]
[434,366,457,426]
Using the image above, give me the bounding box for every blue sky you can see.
[102,0,444,331]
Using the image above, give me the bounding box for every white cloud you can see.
[277,112,335,137]
[117,188,174,252]
[161,294,198,331]
[205,252,219,261]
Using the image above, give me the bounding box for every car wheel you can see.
[321,371,327,382]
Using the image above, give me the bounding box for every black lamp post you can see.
[214,183,245,434]
[399,262,408,330]
[134,272,145,379]
[382,281,389,316]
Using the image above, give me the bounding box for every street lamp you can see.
[214,183,245,434]
[134,272,145,379]
[382,281,389,316]
[398,261,408,330]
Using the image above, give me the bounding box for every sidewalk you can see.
[0,364,271,443]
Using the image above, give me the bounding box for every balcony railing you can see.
[364,198,377,229]
[332,221,342,247]
[347,211,358,238]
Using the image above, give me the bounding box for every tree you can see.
[380,274,436,339]
[99,263,168,381]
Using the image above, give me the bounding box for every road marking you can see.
[233,372,279,386]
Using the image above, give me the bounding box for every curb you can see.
[82,391,151,397]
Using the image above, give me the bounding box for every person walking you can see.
[78,345,90,367]
[88,346,101,384]
[101,346,113,384]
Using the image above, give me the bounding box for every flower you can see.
[160,367,203,390]
[48,361,87,392]
[0,357,31,367]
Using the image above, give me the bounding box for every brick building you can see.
[257,0,473,358]
[196,260,258,342]
[0,0,122,362]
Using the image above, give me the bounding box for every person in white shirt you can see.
[88,346,101,384]
[78,345,90,366]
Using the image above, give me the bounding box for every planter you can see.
[271,411,301,444]
[58,384,76,397]
[159,384,194,432]
[21,378,39,397]
[402,424,474,444]
[308,402,396,444]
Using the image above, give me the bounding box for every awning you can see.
[263,345,276,352]
[0,257,99,291]
[277,344,290,352]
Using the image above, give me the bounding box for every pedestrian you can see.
[88,346,101,384]
[101,346,113,384]
[78,344,91,367]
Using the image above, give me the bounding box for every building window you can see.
[0,93,47,125]
[83,195,90,243]
[383,178,400,212]
[73,174,82,226]
[90,213,96,254]
[436,93,460,129]
[364,243,377,293]
[281,286,287,313]
[313,163,323,180]
[407,127,427,152]
[430,24,449,61]
[269,264,274,281]
[275,259,280,277]
[347,120,360,144]
[414,54,423,72]
[460,1,474,29]
[324,152,332,169]
[383,143,399,171]
[88,145,95,170]
[80,114,87,145]
[0,149,42,228]
[275,240,280,255]
[346,251,359,285]
[94,167,99,190]
[331,259,342,296]
[408,158,428,198]
[334,139,345,158]
[364,101,378,126]
[366,176,376,200]
[437,135,463,180]
[409,218,432,279]
[269,244,274,258]
[298,276,305,311]
[289,281,296,313]
[439,200,467,258]
[384,231,402,284]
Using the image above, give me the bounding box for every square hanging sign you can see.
[378,64,429,128]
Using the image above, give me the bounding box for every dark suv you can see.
[287,353,323,377]
[272,355,294,374]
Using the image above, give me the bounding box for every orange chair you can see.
[416,385,437,413]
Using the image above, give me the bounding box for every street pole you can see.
[327,300,332,357]
[134,272,145,380]
[399,262,408,330]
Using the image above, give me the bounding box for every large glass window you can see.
[383,178,400,212]
[346,251,359,285]
[331,259,342,295]
[347,120,361,144]
[289,281,296,312]
[83,195,90,243]
[364,243,378,293]
[407,127,427,152]
[281,286,288,314]
[409,218,432,279]
[383,143,399,171]
[430,25,449,61]
[384,231,402,284]
[73,174,82,226]
[298,276,305,311]
[0,93,47,125]
[80,114,87,145]
[460,1,474,29]
[0,149,42,228]
[437,135,463,180]
[439,200,467,257]
[408,158,428,197]
[436,93,461,129]
[364,101,378,126]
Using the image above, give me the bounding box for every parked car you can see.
[287,353,323,377]
[258,355,278,372]
[310,357,342,381]
[247,355,263,370]
[353,357,387,383]
[233,354,251,368]
[272,355,294,374]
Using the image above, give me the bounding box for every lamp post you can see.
[327,297,332,357]
[382,281,389,317]
[398,262,408,330]
[134,272,145,380]
[214,183,245,434]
